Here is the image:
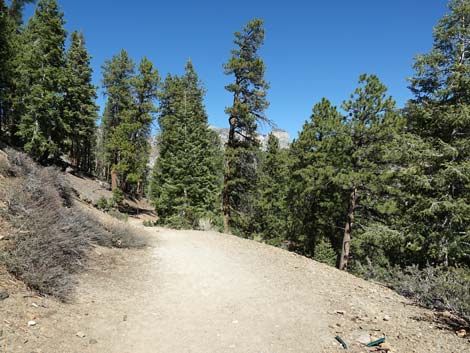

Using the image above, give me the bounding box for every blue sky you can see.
[26,0,448,138]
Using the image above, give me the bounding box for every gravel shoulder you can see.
[1,221,469,353]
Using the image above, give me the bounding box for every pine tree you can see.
[128,57,159,194]
[63,31,98,172]
[94,120,109,177]
[406,0,470,267]
[1,0,36,142]
[8,0,35,25]
[0,0,15,138]
[179,60,223,223]
[288,98,349,258]
[222,19,270,234]
[290,80,404,269]
[101,49,135,190]
[150,74,184,223]
[338,74,404,270]
[15,0,67,162]
[101,51,159,193]
[252,133,289,243]
[150,61,222,228]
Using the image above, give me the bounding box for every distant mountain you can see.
[148,135,160,169]
[209,126,291,150]
[147,127,290,169]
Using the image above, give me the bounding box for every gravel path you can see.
[88,227,330,353]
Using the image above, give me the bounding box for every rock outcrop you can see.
[208,126,290,150]
[148,127,290,168]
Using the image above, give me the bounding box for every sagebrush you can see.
[1,149,146,301]
[356,262,470,323]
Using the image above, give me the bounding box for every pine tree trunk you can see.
[222,174,230,233]
[222,158,231,233]
[222,117,236,234]
[339,185,357,271]
[111,169,118,191]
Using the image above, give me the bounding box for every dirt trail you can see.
[2,223,469,353]
[80,226,330,353]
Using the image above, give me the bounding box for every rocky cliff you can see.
[208,126,290,150]
[148,127,290,168]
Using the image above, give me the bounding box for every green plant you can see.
[313,239,337,267]
[112,188,124,207]
[96,196,108,210]
[143,220,155,227]
[108,209,128,222]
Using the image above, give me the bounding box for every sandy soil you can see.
[1,222,469,353]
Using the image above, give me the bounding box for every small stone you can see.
[31,303,39,308]
[356,333,371,345]
[441,310,452,318]
[0,292,9,301]
[383,314,391,321]
[76,331,86,338]
[89,338,98,345]
[27,321,36,327]
[456,329,466,338]
[335,310,346,315]
[379,342,393,351]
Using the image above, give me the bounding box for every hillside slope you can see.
[1,222,469,352]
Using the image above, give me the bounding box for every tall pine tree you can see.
[101,50,158,193]
[338,75,404,270]
[101,49,135,189]
[289,80,404,269]
[252,133,289,244]
[150,61,222,228]
[288,98,348,259]
[15,0,67,162]
[406,0,470,267]
[63,31,98,172]
[222,18,270,234]
[0,0,15,138]
[128,57,159,194]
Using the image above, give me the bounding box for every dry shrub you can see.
[358,261,470,324]
[198,217,215,231]
[388,266,470,323]
[0,150,11,177]
[1,149,146,301]
[107,209,129,222]
[96,220,148,249]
